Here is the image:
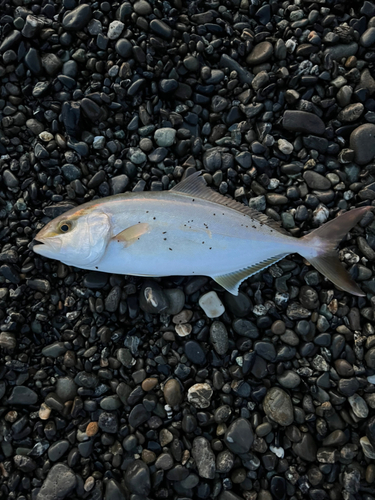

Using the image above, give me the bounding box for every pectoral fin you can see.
[213,254,288,295]
[114,223,150,247]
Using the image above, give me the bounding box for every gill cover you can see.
[68,210,112,267]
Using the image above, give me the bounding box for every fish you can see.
[33,171,372,296]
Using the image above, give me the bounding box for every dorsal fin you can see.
[213,254,288,295]
[171,171,289,235]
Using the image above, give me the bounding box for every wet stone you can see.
[163,379,182,407]
[124,460,151,496]
[224,417,254,454]
[263,387,294,426]
[63,4,92,31]
[184,340,206,365]
[192,437,216,479]
[283,110,325,135]
[188,383,213,408]
[98,412,118,433]
[350,123,375,165]
[47,440,69,462]
[246,41,273,65]
[36,464,76,500]
[292,432,317,462]
[8,386,37,405]
[209,321,229,355]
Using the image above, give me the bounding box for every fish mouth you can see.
[32,237,61,257]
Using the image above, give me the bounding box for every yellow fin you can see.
[213,254,288,295]
[114,223,150,247]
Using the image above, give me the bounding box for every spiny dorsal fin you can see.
[213,254,289,295]
[172,171,289,235]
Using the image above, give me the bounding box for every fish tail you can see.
[300,206,372,296]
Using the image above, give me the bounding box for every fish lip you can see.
[32,237,61,255]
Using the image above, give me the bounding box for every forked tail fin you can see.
[301,206,372,296]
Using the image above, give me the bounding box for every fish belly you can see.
[95,228,293,277]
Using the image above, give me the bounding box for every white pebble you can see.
[277,138,293,155]
[39,131,54,142]
[39,402,51,420]
[175,323,192,337]
[107,20,124,40]
[199,291,225,318]
[270,445,285,458]
[367,375,375,384]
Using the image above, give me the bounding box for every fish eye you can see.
[59,222,71,233]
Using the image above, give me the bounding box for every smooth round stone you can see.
[350,124,375,165]
[63,4,92,30]
[48,440,69,461]
[37,465,76,500]
[100,395,122,410]
[184,55,199,71]
[164,288,185,315]
[56,377,77,402]
[270,476,286,500]
[256,422,272,437]
[163,379,182,407]
[246,41,273,65]
[159,79,178,93]
[224,418,254,454]
[150,19,172,39]
[283,110,325,135]
[209,321,229,355]
[348,393,369,418]
[115,38,132,57]
[83,272,108,289]
[303,171,331,190]
[199,291,225,318]
[192,437,216,479]
[184,340,206,365]
[324,42,358,60]
[139,282,169,313]
[338,103,364,122]
[133,0,152,14]
[263,387,294,426]
[7,386,38,405]
[334,359,354,377]
[322,430,348,447]
[128,404,151,428]
[277,370,301,389]
[360,27,375,47]
[110,174,129,195]
[224,292,252,317]
[124,460,151,496]
[154,127,176,147]
[81,97,101,120]
[292,432,317,461]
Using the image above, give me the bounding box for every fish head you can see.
[33,206,112,267]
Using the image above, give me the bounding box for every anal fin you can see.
[213,254,288,295]
[114,223,150,247]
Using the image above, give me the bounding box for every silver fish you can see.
[33,171,371,296]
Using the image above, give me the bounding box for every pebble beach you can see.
[1,1,375,499]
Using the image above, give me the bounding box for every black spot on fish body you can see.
[169,248,172,251]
